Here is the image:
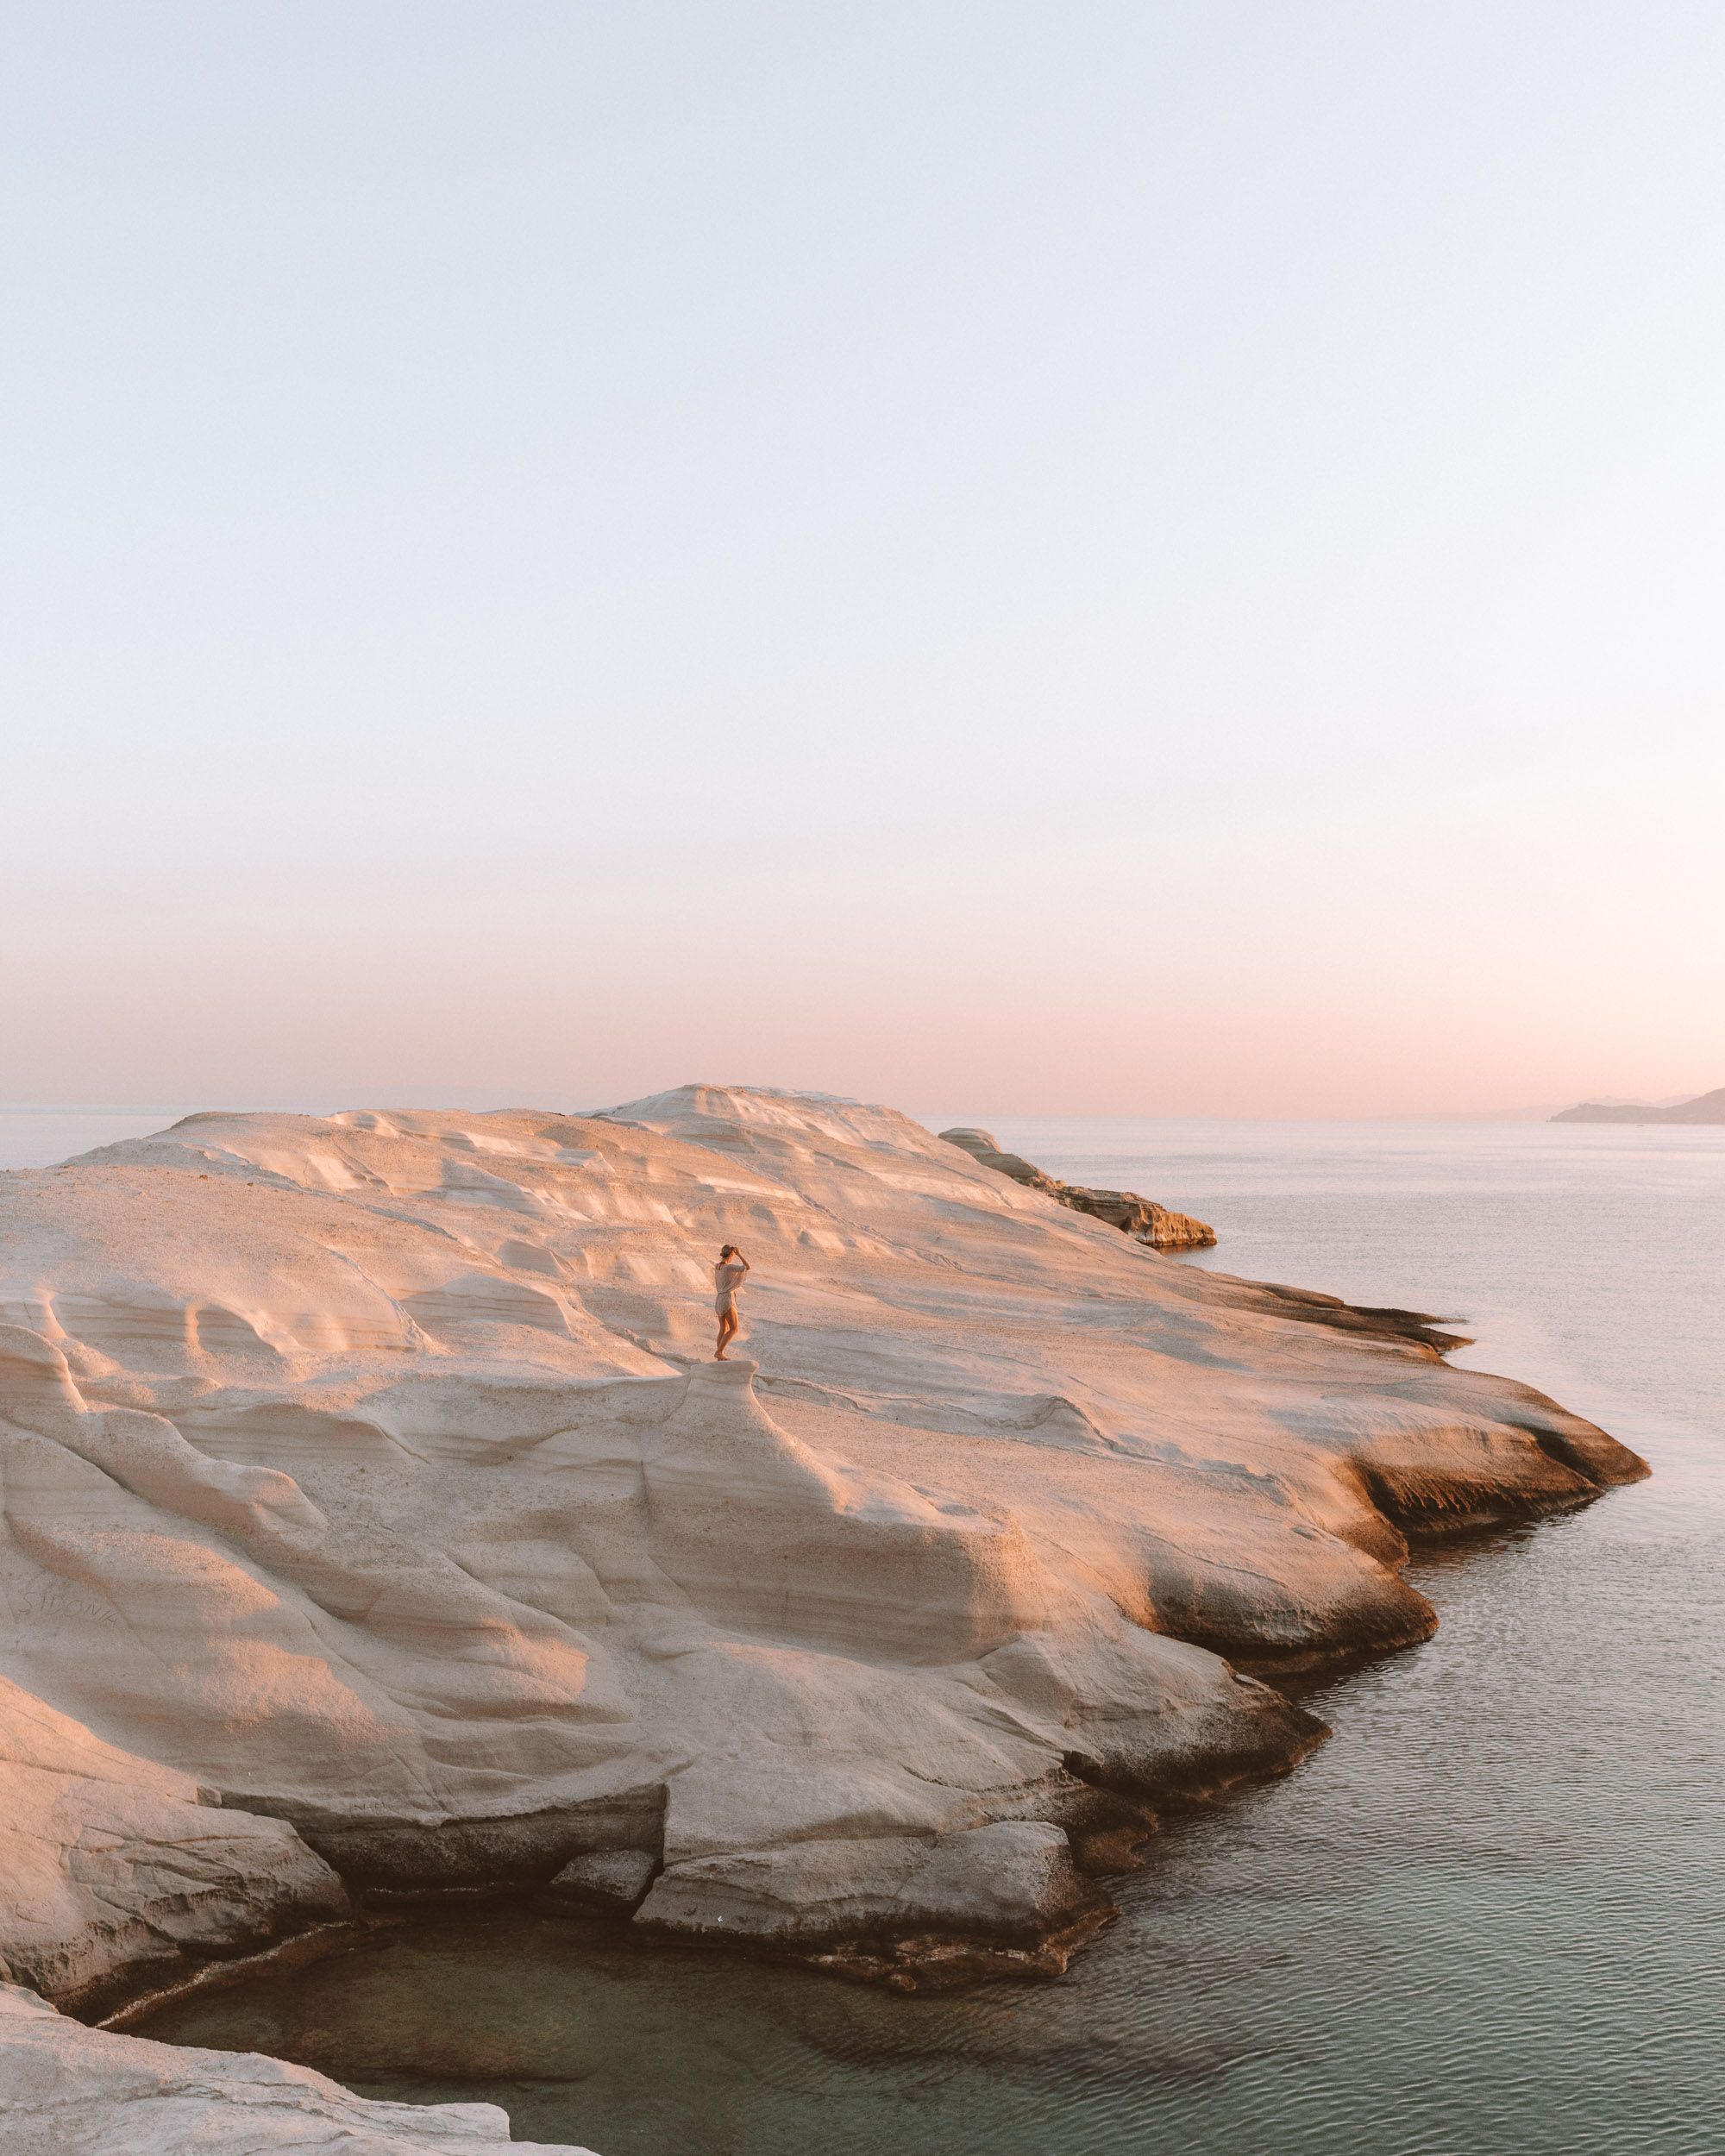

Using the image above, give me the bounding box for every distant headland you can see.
[1552,1086,1725,1125]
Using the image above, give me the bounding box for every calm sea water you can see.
[0,1109,194,1172]
[129,1121,1725,2154]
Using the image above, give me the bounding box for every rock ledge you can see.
[939,1127,1218,1250]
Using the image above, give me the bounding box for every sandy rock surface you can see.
[0,1982,592,2154]
[0,1084,1645,2134]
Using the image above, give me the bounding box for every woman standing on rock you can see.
[713,1244,750,1359]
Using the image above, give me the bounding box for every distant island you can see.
[1552,1086,1725,1125]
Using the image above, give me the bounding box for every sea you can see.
[19,1112,1722,2156]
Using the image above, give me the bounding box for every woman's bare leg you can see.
[715,1308,738,1359]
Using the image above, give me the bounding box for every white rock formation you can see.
[0,1672,346,2011]
[0,1084,1645,2139]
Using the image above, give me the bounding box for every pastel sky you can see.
[4,3,1721,1119]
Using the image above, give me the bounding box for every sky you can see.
[3,2,1721,1120]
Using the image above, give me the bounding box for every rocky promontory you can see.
[0,1086,1647,2147]
[938,1127,1218,1250]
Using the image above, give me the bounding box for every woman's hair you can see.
[718,1244,737,1260]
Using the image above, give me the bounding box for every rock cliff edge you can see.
[938,1127,1218,1249]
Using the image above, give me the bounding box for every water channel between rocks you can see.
[131,1122,1725,2156]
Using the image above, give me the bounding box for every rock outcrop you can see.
[0,1676,348,2019]
[938,1127,1218,1249]
[1552,1086,1725,1124]
[0,1085,1647,2138]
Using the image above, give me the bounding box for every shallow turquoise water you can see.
[134,1121,1725,2154]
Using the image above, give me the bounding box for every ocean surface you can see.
[0,1109,195,1172]
[122,1119,1725,2154]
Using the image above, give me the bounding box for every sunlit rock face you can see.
[0,1674,348,2016]
[0,1086,1643,2047]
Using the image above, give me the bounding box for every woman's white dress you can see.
[714,1261,747,1316]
